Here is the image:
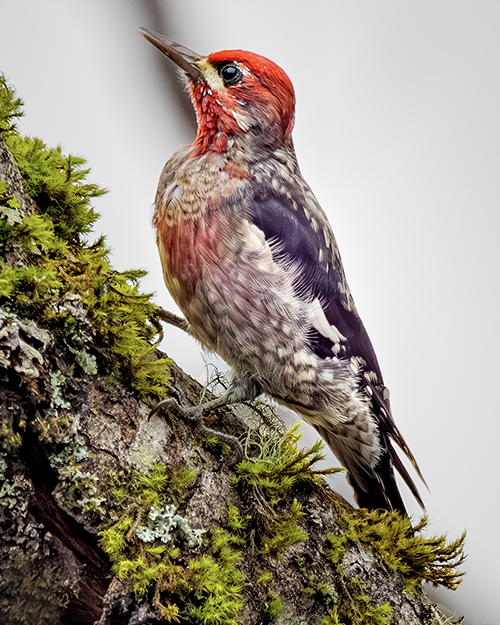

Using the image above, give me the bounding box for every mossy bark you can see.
[0,133,457,625]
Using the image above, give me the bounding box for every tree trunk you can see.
[0,130,463,625]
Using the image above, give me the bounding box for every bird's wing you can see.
[248,185,426,508]
[249,185,383,377]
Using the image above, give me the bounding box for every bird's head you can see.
[140,28,295,154]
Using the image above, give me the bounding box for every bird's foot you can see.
[150,397,203,422]
[150,397,243,464]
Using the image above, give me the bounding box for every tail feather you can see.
[389,446,426,510]
[353,450,407,515]
[315,415,425,516]
[371,384,428,490]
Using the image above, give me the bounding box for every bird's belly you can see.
[158,216,313,374]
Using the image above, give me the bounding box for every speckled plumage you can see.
[141,28,425,513]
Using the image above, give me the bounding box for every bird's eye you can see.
[218,62,243,87]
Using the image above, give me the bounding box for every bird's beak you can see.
[139,27,204,82]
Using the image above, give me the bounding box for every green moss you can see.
[0,420,23,452]
[99,481,245,624]
[317,578,391,625]
[227,505,249,534]
[186,529,244,624]
[326,509,466,592]
[107,463,198,512]
[321,600,391,625]
[99,463,198,617]
[199,434,231,455]
[261,591,283,623]
[99,462,244,621]
[233,425,331,561]
[257,571,273,584]
[302,575,338,604]
[0,180,22,227]
[342,578,392,625]
[0,76,23,136]
[0,75,171,402]
[322,609,345,625]
[6,135,101,241]
[233,423,342,505]
[261,498,308,558]
[325,533,348,568]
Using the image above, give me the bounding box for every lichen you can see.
[0,453,30,515]
[47,435,105,516]
[49,371,70,410]
[68,345,97,374]
[136,504,205,549]
[0,307,51,378]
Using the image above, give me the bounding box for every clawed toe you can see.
[149,397,177,418]
[149,396,243,464]
[150,397,202,422]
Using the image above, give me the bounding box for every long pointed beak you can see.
[139,27,204,81]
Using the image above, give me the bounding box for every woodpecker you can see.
[140,28,425,514]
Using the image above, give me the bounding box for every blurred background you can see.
[1,1,499,622]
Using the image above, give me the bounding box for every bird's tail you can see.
[315,421,425,515]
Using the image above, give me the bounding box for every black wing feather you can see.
[250,187,382,375]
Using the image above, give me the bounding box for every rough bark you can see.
[0,134,458,625]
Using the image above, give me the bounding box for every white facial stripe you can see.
[197,60,225,90]
[197,59,250,92]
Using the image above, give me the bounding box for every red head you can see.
[140,29,295,153]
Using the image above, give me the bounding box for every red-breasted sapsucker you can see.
[140,28,425,514]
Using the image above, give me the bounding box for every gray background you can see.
[1,1,499,623]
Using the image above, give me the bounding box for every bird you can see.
[139,27,425,515]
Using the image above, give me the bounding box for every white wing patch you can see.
[308,298,346,354]
[245,222,268,251]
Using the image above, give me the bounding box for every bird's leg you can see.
[150,376,261,463]
[156,306,191,335]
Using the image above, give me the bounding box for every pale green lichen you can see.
[0,181,22,224]
[136,504,205,549]
[68,345,97,374]
[48,435,88,476]
[49,371,70,410]
[0,308,51,378]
